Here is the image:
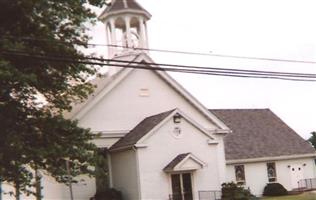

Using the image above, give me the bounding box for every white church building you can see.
[2,0,316,199]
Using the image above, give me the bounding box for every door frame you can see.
[168,171,194,200]
[290,164,304,189]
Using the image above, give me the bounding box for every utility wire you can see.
[1,36,316,64]
[1,50,316,82]
[3,49,316,79]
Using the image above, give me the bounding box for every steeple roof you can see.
[99,0,151,21]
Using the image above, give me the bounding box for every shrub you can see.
[263,183,288,196]
[90,188,123,200]
[221,182,256,200]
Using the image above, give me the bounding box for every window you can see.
[170,173,193,200]
[267,162,277,182]
[234,165,245,185]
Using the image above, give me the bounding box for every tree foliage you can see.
[0,0,105,195]
[221,182,256,200]
[308,131,316,149]
[263,183,288,197]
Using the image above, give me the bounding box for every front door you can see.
[290,164,304,189]
[171,173,193,200]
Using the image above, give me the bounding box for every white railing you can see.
[298,178,316,191]
[198,191,221,200]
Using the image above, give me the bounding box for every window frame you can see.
[266,162,277,182]
[170,172,194,200]
[234,165,246,185]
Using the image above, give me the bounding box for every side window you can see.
[235,165,246,185]
[267,162,277,182]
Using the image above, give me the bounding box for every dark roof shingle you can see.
[210,109,316,160]
[163,153,190,171]
[102,0,150,16]
[110,109,174,151]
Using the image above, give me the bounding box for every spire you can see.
[99,0,151,59]
[99,0,151,21]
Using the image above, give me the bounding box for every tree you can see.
[0,0,105,197]
[308,131,316,149]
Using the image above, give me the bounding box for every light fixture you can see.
[287,165,291,168]
[173,113,181,124]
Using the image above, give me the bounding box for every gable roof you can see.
[164,153,190,171]
[110,108,217,151]
[67,53,230,133]
[64,54,140,119]
[163,153,206,172]
[210,109,316,161]
[110,109,174,151]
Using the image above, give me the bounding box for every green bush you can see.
[263,183,288,196]
[90,188,122,200]
[221,182,256,200]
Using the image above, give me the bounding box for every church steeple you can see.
[99,0,151,58]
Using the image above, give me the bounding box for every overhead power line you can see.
[1,49,316,82]
[3,49,316,78]
[1,36,316,64]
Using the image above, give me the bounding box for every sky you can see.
[88,0,316,139]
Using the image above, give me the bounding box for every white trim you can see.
[109,145,134,153]
[133,147,142,200]
[165,153,207,172]
[137,108,216,144]
[75,68,133,120]
[176,153,207,169]
[169,172,195,200]
[69,53,230,132]
[135,53,230,131]
[154,68,230,131]
[207,140,219,145]
[67,54,140,119]
[176,110,215,137]
[107,153,113,187]
[134,143,148,148]
[92,130,129,138]
[226,153,316,164]
[99,9,152,21]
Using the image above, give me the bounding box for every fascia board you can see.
[175,154,207,170]
[226,153,316,165]
[153,68,230,132]
[137,108,216,145]
[73,68,134,120]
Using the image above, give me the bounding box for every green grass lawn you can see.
[261,192,316,200]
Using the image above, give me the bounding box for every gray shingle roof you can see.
[100,0,151,19]
[110,109,175,151]
[163,153,190,171]
[210,109,316,160]
[108,0,146,12]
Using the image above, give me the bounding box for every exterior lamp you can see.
[173,113,181,124]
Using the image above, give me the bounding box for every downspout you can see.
[106,152,113,188]
[133,146,142,200]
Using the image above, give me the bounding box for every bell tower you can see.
[99,0,151,58]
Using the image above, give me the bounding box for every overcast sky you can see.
[89,0,316,139]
